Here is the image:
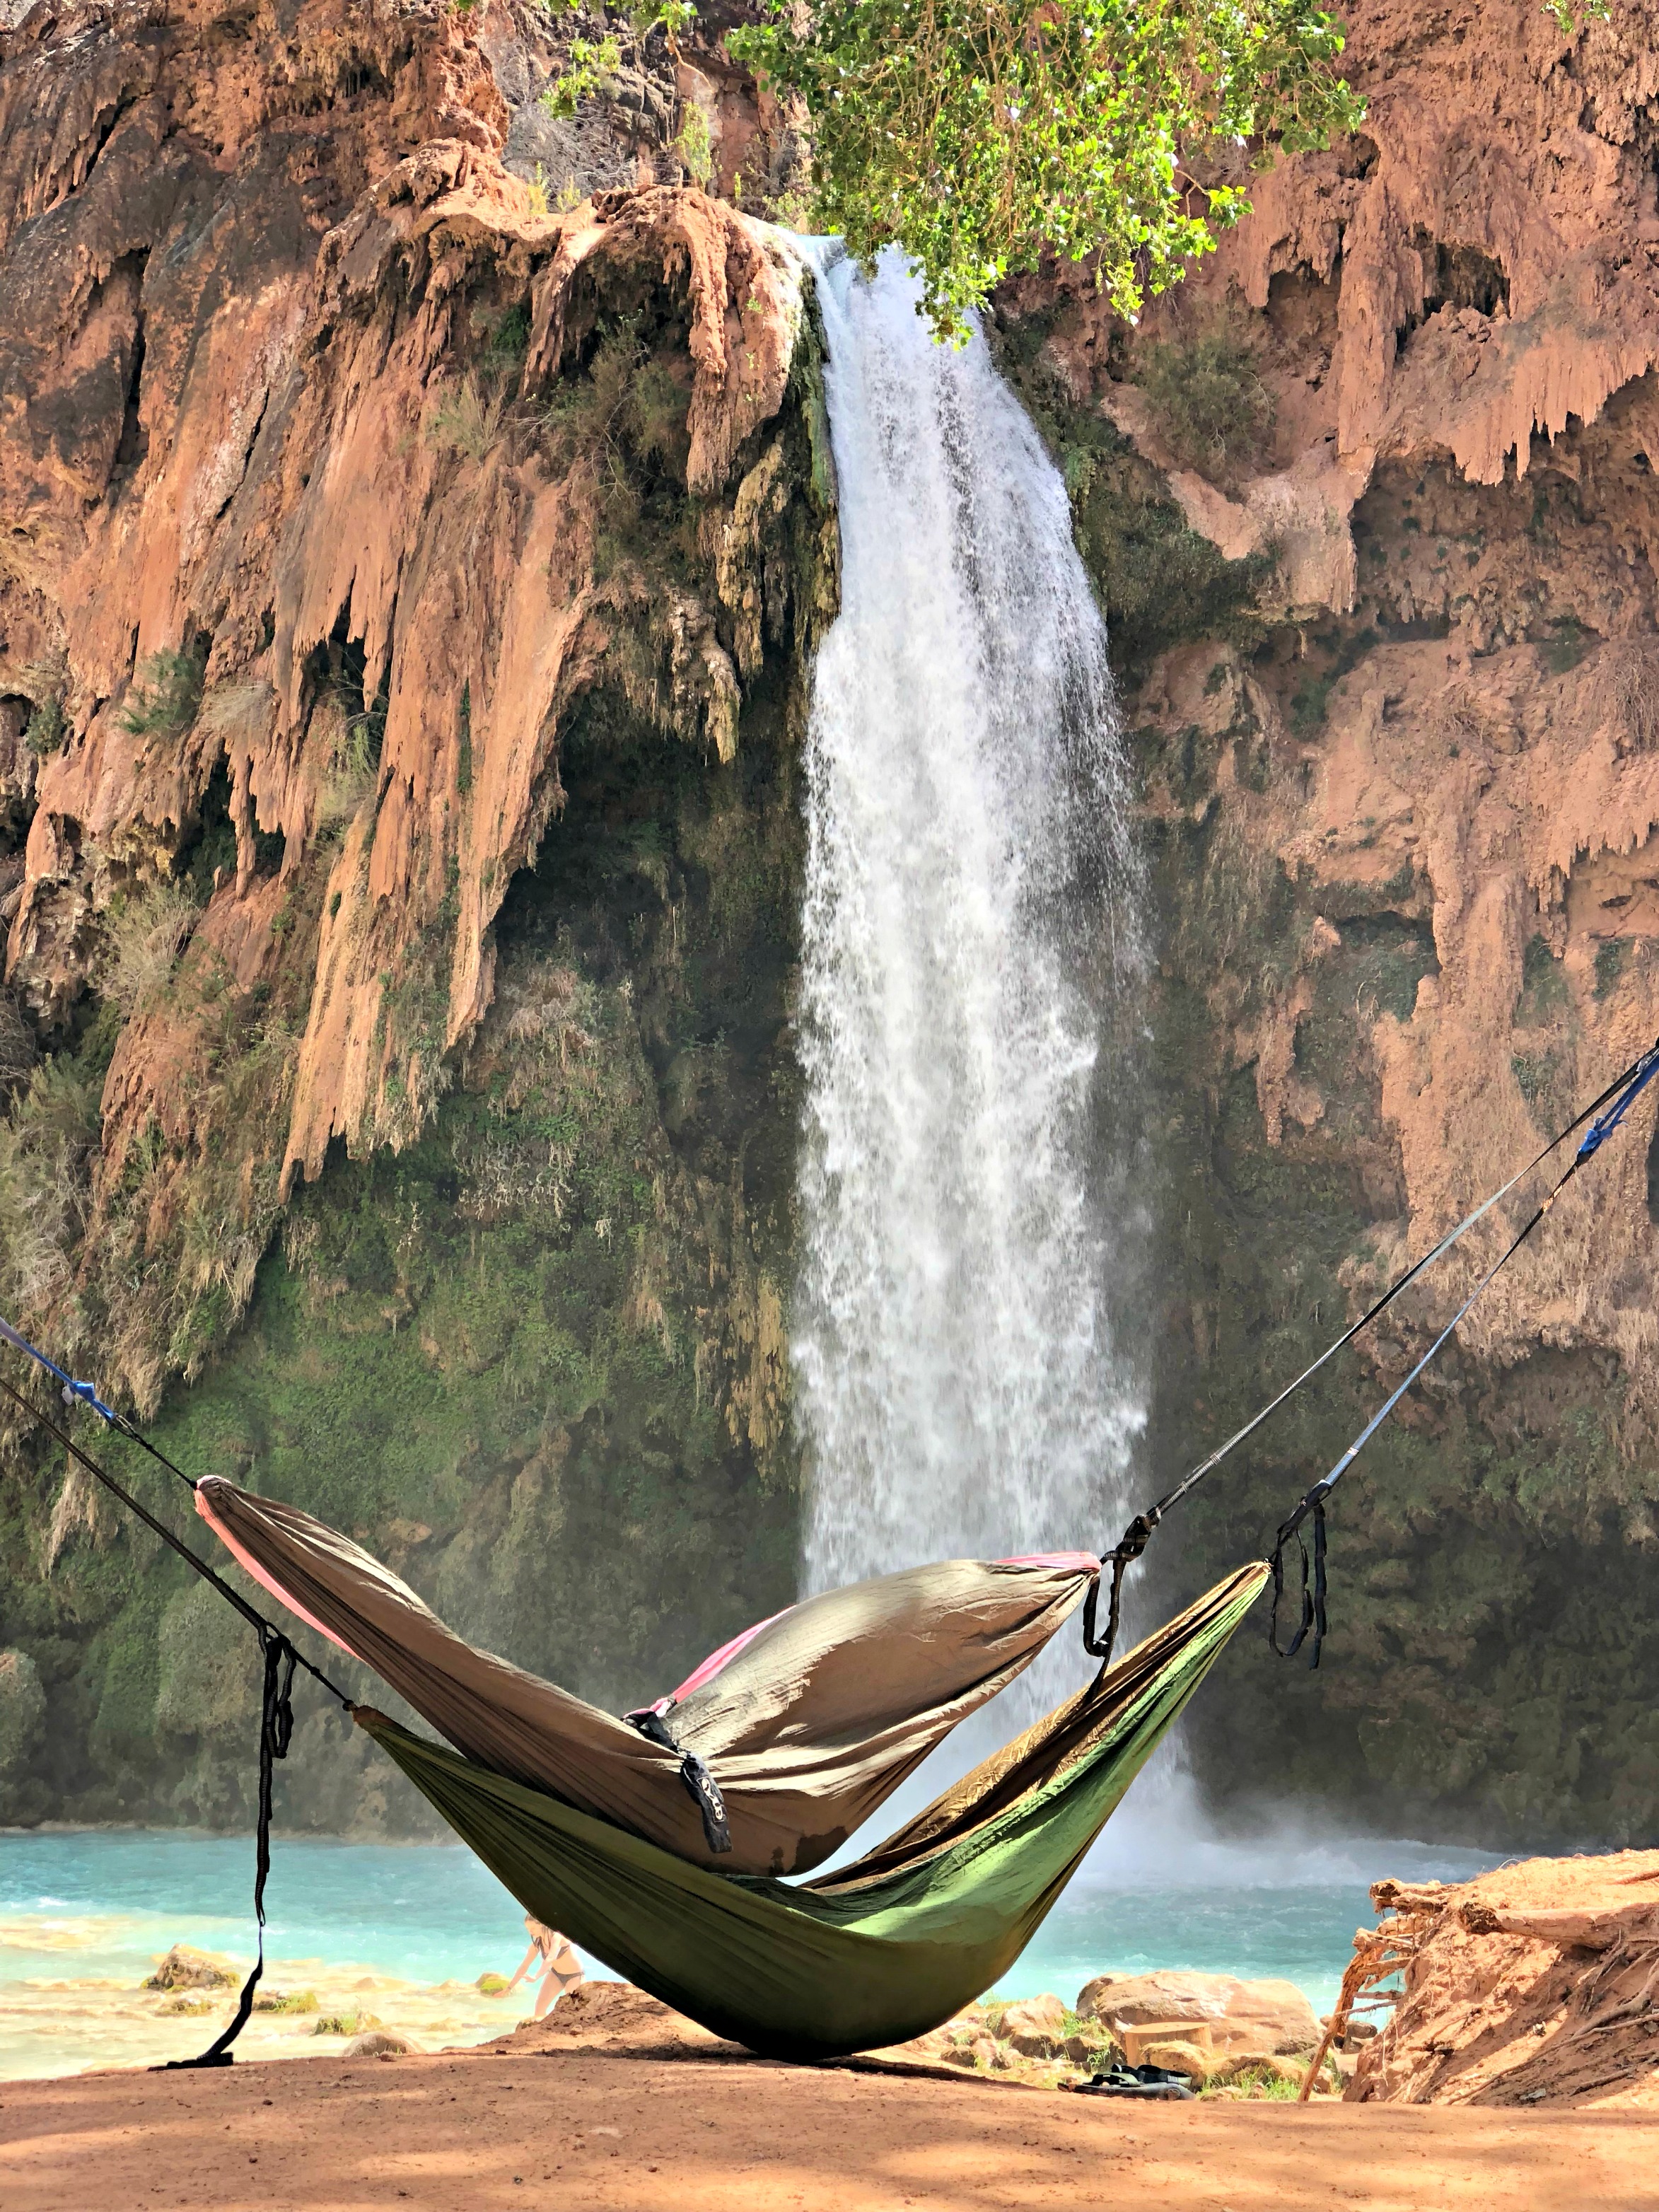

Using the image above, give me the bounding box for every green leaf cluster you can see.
[732,0,1367,336]
[539,35,624,118]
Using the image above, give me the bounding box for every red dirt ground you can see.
[1,2043,1654,2211]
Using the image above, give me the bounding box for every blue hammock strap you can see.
[0,1315,122,1428]
[1576,1037,1659,1159]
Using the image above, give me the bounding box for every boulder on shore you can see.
[344,2030,421,2059]
[144,1945,238,1993]
[996,1993,1068,2057]
[1076,1969,1320,2064]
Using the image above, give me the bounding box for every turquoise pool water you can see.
[0,1817,1503,2078]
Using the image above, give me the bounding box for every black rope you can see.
[1085,1032,1659,1669]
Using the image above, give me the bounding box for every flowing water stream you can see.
[793,245,1149,1618]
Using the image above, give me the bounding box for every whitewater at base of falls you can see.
[793,243,1149,1639]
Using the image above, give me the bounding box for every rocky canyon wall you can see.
[4,0,1659,1848]
[994,0,1659,1841]
[0,0,831,1827]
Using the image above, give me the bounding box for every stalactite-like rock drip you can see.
[274,166,807,1182]
[0,0,827,1408]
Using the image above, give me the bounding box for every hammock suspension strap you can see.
[0,1356,349,2065]
[1082,1510,1158,1659]
[624,1708,733,1854]
[160,1625,297,2068]
[1264,1035,1659,1667]
[1267,1482,1329,1664]
[1086,1032,1659,1669]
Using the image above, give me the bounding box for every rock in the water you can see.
[145,1945,238,1992]
[997,1993,1067,2058]
[313,2011,382,2037]
[1077,1969,1319,2059]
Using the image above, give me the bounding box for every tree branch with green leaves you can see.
[730,0,1367,337]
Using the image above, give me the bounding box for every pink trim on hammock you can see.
[194,1489,363,1662]
[641,1607,791,1716]
[639,1555,1098,1717]
[997,1551,1101,1573]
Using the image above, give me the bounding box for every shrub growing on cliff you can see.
[0,1059,98,1318]
[120,647,205,739]
[102,881,201,1016]
[539,35,622,117]
[21,648,69,757]
[676,103,714,187]
[430,372,505,462]
[733,0,1365,335]
[1136,318,1276,478]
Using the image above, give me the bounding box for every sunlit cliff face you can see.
[6,0,1659,1844]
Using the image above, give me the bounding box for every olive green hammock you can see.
[354,1561,1267,2061]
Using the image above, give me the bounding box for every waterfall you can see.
[793,244,1150,1656]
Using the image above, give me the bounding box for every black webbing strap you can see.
[161,1626,297,2067]
[1082,1511,1157,1659]
[1084,1032,1659,1670]
[0,1359,351,2066]
[1268,1482,1330,1666]
[624,1708,732,1853]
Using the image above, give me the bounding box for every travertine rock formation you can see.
[1346,1852,1659,2105]
[0,0,830,1828]
[994,0,1659,1840]
[0,0,828,1412]
[6,0,1659,1843]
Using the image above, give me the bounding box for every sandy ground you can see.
[0,1949,516,2080]
[2,2044,1656,2211]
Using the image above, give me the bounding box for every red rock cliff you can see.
[991,0,1659,1836]
[0,0,829,1409]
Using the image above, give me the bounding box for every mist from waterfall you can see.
[793,243,1151,1694]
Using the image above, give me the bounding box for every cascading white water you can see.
[794,245,1150,1641]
